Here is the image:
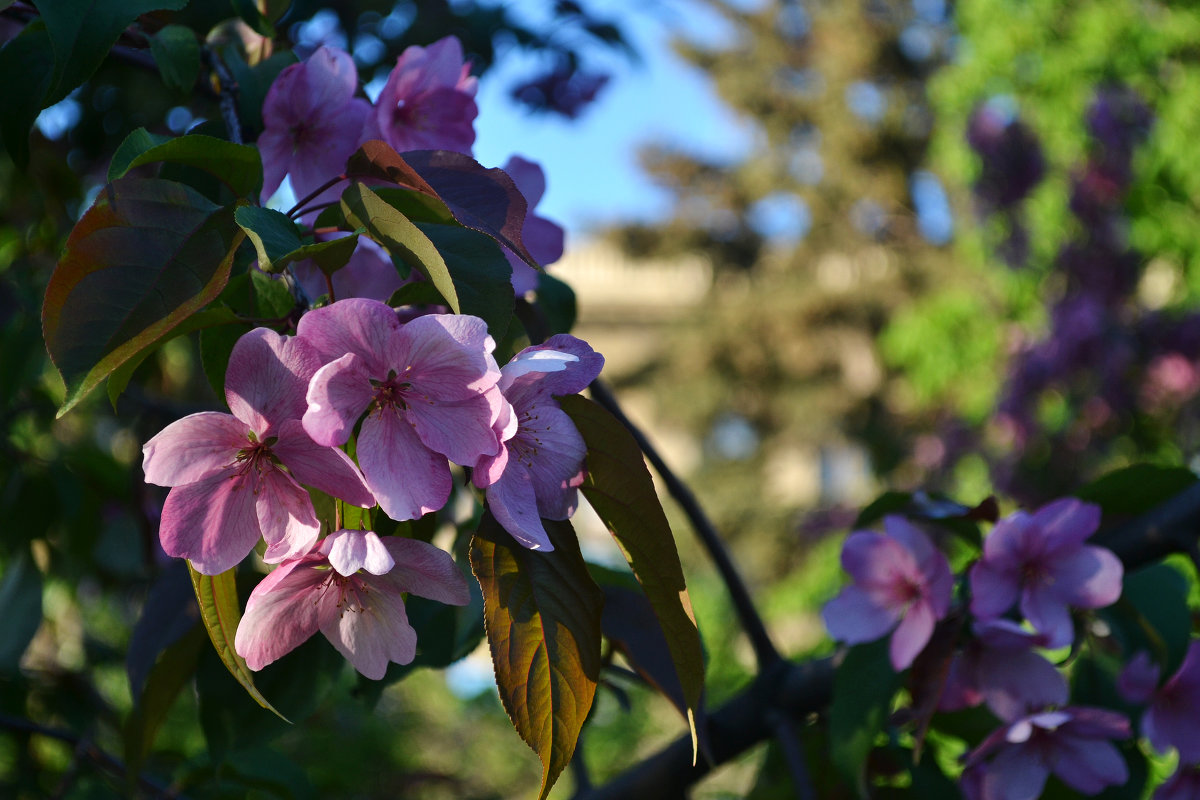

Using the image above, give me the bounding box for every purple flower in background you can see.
[502,155,566,295]
[822,516,953,670]
[257,46,370,204]
[142,329,374,574]
[940,620,1066,719]
[368,36,478,154]
[967,102,1045,212]
[1117,650,1161,704]
[970,498,1122,647]
[1142,642,1200,762]
[298,299,503,521]
[510,62,609,119]
[962,706,1130,800]
[234,529,470,679]
[1156,764,1200,800]
[473,335,604,550]
[291,234,406,304]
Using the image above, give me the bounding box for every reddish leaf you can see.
[345,140,440,197]
[470,514,603,800]
[42,178,242,415]
[560,394,705,738]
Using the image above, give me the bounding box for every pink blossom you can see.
[962,706,1130,800]
[297,299,504,521]
[501,155,566,295]
[142,329,374,575]
[367,36,478,154]
[939,620,1067,719]
[1142,642,1200,762]
[257,46,370,205]
[234,530,470,679]
[970,498,1123,647]
[821,516,953,670]
[473,335,604,550]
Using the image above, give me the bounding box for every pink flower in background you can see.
[297,299,503,521]
[257,46,370,205]
[235,529,470,679]
[368,36,478,154]
[939,620,1066,719]
[962,706,1130,800]
[1141,642,1200,762]
[970,498,1122,647]
[473,335,604,550]
[821,516,953,670]
[142,329,374,574]
[502,155,566,295]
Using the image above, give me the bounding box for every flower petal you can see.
[225,328,322,433]
[323,529,395,576]
[821,585,900,645]
[379,537,471,606]
[1052,545,1123,610]
[889,598,935,670]
[256,468,321,564]
[404,389,502,464]
[235,555,327,671]
[318,578,417,679]
[296,297,401,373]
[969,559,1020,621]
[272,418,375,507]
[1033,497,1101,556]
[142,412,247,487]
[1021,583,1075,648]
[486,464,554,551]
[1050,736,1127,794]
[357,408,452,520]
[159,468,261,575]
[303,352,375,447]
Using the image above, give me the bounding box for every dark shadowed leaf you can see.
[0,551,43,673]
[224,48,297,136]
[1102,562,1192,677]
[33,0,189,103]
[197,270,295,397]
[536,271,577,335]
[230,0,276,36]
[341,182,460,312]
[1077,464,1199,516]
[413,222,513,338]
[123,624,205,776]
[235,206,303,270]
[830,639,898,797]
[109,135,264,199]
[469,514,603,800]
[188,564,286,721]
[126,560,201,698]
[404,149,539,267]
[108,128,172,183]
[150,24,201,94]
[43,177,243,415]
[0,21,55,167]
[905,612,964,761]
[560,394,705,734]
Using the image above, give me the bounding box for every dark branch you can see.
[587,379,781,669]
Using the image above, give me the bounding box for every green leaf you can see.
[188,564,287,721]
[109,135,264,199]
[223,48,296,136]
[32,0,189,103]
[150,24,201,94]
[0,551,43,673]
[1076,464,1199,516]
[1102,562,1192,676]
[108,128,172,183]
[0,21,55,167]
[536,271,577,335]
[197,271,295,396]
[469,514,603,800]
[235,206,303,270]
[405,149,541,268]
[341,182,460,313]
[43,177,244,416]
[413,222,514,338]
[830,639,898,797]
[124,624,206,776]
[559,394,705,737]
[107,306,240,409]
[346,140,441,196]
[386,280,449,308]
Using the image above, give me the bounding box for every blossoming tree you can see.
[5,3,1200,800]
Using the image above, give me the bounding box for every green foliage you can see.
[829,639,898,796]
[469,515,603,800]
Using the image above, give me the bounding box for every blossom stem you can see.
[587,379,782,668]
[286,175,349,219]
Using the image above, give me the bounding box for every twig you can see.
[0,713,183,799]
[203,49,242,144]
[587,379,782,668]
[768,711,816,800]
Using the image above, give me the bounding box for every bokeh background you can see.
[4,0,1200,796]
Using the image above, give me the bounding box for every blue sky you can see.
[472,2,754,236]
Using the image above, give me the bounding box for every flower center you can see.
[233,433,278,478]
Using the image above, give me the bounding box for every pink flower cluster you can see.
[257,39,565,301]
[143,300,602,678]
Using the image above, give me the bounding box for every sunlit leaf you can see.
[560,394,705,732]
[187,564,286,721]
[43,177,244,416]
[341,182,460,313]
[470,514,603,800]
[346,140,441,196]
